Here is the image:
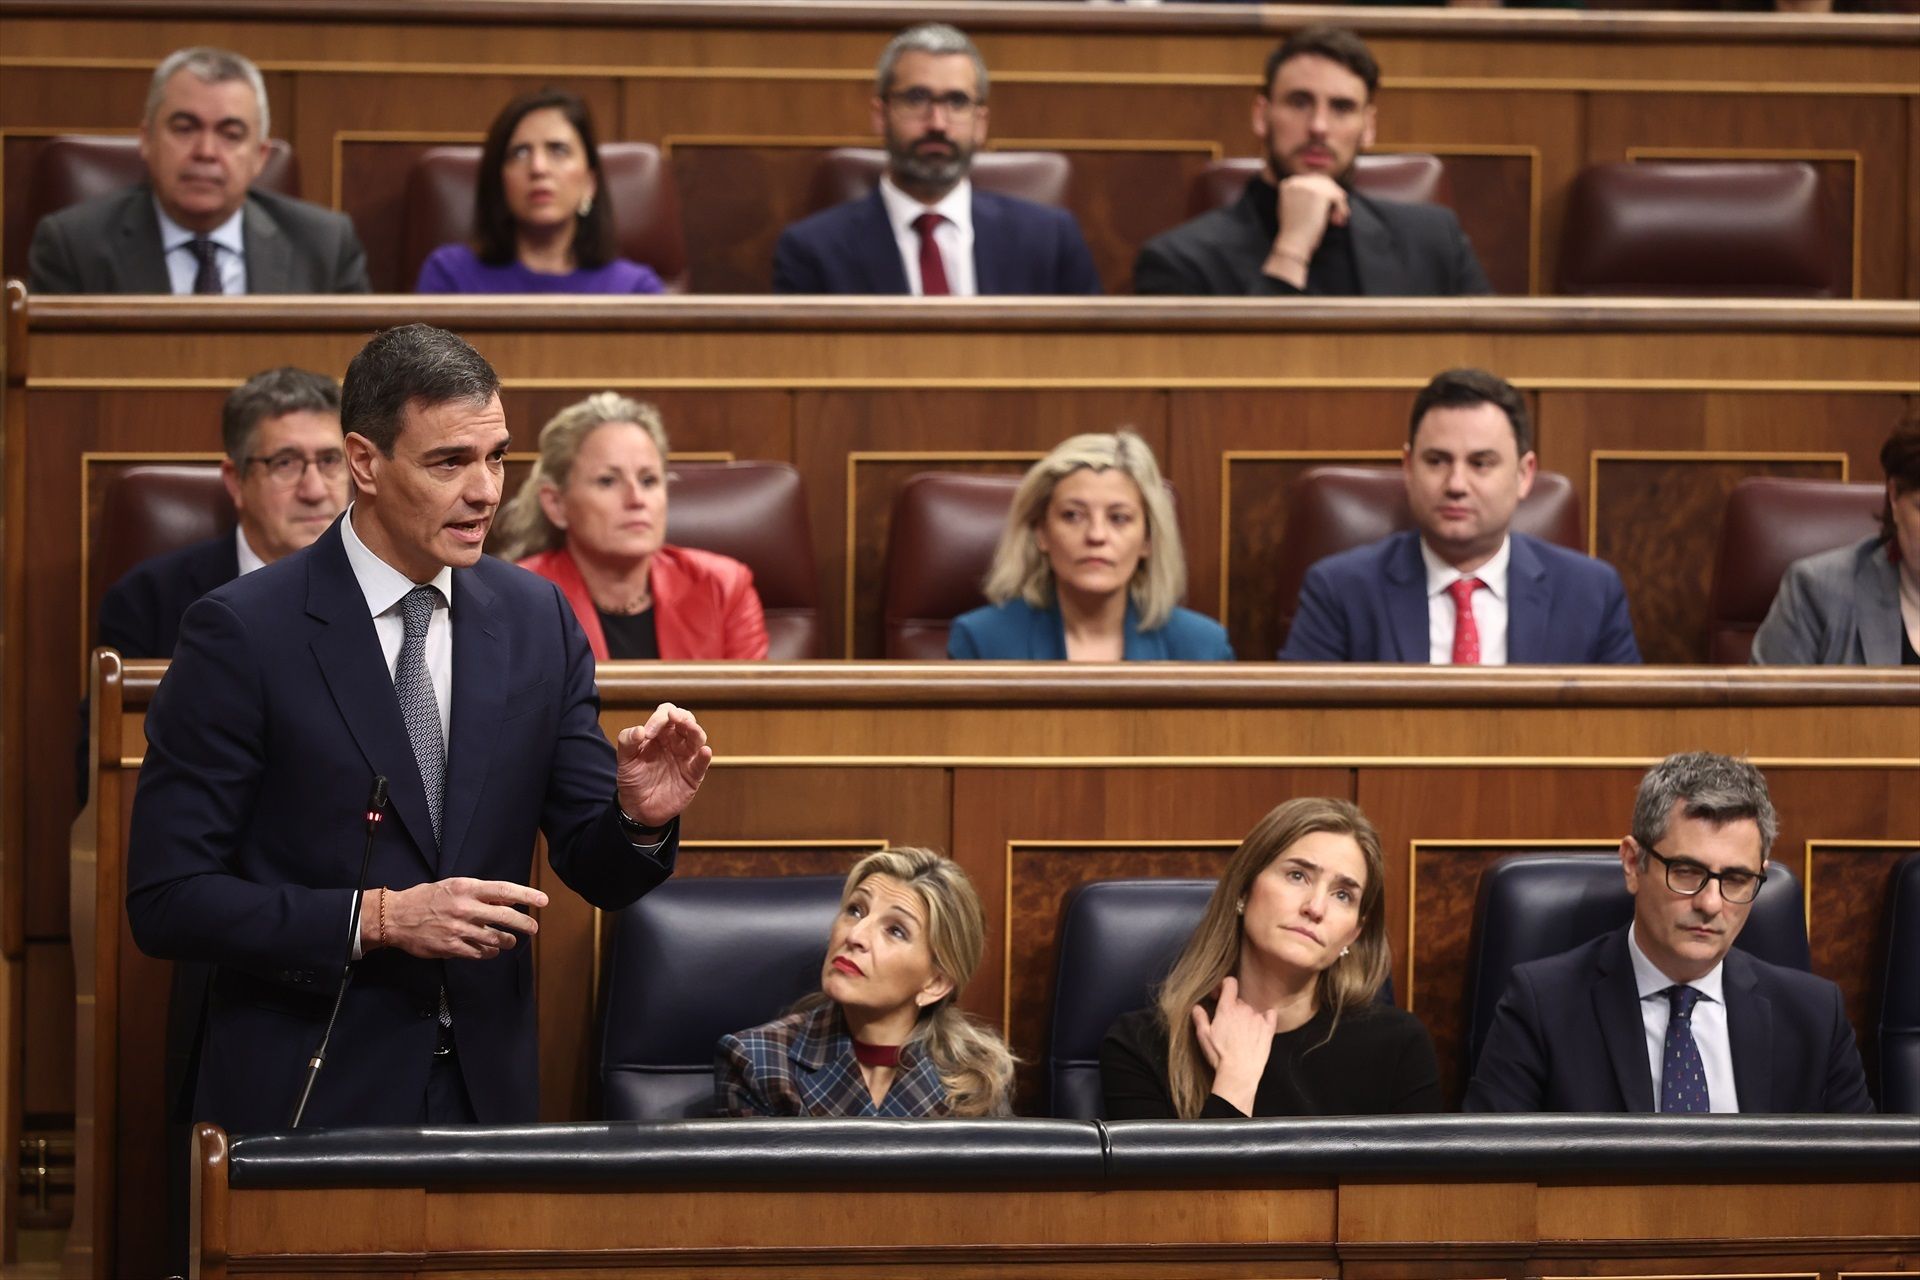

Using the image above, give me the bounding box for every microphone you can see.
[290,775,388,1128]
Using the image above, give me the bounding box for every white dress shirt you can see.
[154,200,247,295]
[1627,926,1739,1113]
[1421,535,1512,665]
[341,505,453,748]
[877,175,976,296]
[234,526,267,578]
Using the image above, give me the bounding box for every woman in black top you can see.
[1100,797,1440,1118]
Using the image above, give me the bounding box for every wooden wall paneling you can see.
[665,141,858,295]
[1166,387,1440,656]
[1594,453,1846,665]
[1909,92,1919,299]
[1397,149,1536,297]
[534,764,950,1121]
[794,389,1168,658]
[334,134,481,294]
[1005,143,1221,299]
[1585,93,1911,299]
[1808,840,1920,1107]
[1358,765,1644,1104]
[950,765,1351,1110]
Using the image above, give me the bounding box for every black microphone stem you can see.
[290,775,388,1128]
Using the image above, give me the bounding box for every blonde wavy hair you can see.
[489,391,669,561]
[981,431,1185,631]
[1155,798,1390,1119]
[798,847,1016,1117]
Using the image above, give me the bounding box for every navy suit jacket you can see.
[1463,927,1873,1113]
[773,187,1102,295]
[948,598,1235,660]
[97,532,240,660]
[1279,530,1640,664]
[125,517,673,1131]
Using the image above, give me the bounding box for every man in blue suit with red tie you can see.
[126,324,712,1132]
[773,23,1102,297]
[1279,368,1640,665]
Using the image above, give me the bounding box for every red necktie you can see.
[1447,577,1485,665]
[912,211,951,296]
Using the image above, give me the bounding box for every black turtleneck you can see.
[1244,174,1361,297]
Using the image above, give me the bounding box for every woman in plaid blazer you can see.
[715,849,1014,1117]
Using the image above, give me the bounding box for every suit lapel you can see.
[1383,534,1429,662]
[1032,601,1069,659]
[1594,929,1656,1112]
[1506,534,1551,664]
[304,526,439,869]
[114,189,172,293]
[243,197,291,293]
[1723,950,1771,1112]
[971,191,1004,294]
[1346,195,1403,296]
[853,190,911,294]
[439,568,503,876]
[791,1007,874,1116]
[1856,547,1901,666]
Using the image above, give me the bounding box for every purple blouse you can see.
[414,243,666,295]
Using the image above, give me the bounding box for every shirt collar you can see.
[1626,922,1725,1006]
[878,174,973,240]
[1420,533,1511,602]
[234,525,267,576]
[340,502,452,618]
[153,196,246,256]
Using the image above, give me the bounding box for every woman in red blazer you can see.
[493,393,768,659]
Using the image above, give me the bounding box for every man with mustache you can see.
[29,46,368,294]
[1465,752,1872,1113]
[1279,368,1638,664]
[773,23,1101,296]
[1134,27,1489,297]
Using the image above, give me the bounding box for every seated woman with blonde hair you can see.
[493,392,768,659]
[1101,797,1440,1117]
[948,431,1234,660]
[715,848,1015,1117]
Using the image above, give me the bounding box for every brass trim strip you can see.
[119,755,1920,770]
[842,449,1045,659]
[1002,838,1240,1031]
[1586,449,1851,558]
[33,377,1920,394]
[1625,147,1866,300]
[1406,837,1618,1011]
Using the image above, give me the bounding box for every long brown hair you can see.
[1155,798,1390,1118]
[798,848,1016,1116]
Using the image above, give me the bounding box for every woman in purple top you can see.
[415,87,666,295]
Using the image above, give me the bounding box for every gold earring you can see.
[1236,898,1246,915]
[1340,947,1350,958]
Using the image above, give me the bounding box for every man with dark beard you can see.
[1134,27,1490,297]
[773,23,1102,296]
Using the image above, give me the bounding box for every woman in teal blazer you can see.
[947,431,1234,661]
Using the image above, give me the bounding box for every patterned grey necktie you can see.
[188,236,223,294]
[394,585,444,847]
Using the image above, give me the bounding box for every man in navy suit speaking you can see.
[126,323,711,1132]
[773,23,1102,296]
[1279,368,1640,665]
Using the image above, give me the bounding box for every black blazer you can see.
[97,532,240,661]
[125,519,674,1131]
[29,182,370,294]
[1463,927,1873,1113]
[1133,181,1490,297]
[772,187,1102,295]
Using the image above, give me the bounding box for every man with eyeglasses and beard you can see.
[773,23,1101,296]
[1465,752,1872,1114]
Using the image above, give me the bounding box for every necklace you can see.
[598,588,652,616]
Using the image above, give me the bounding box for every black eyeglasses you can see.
[885,88,983,117]
[1642,845,1766,904]
[245,449,347,488]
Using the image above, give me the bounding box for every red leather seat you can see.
[665,461,821,659]
[1707,476,1883,664]
[400,143,689,291]
[89,463,233,641]
[1557,162,1836,298]
[30,135,301,230]
[1185,154,1450,219]
[880,472,1022,660]
[1272,466,1582,650]
[805,149,1072,215]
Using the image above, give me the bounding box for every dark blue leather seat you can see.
[600,875,844,1120]
[1879,853,1920,1113]
[1047,879,1214,1120]
[1464,851,1810,1077]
